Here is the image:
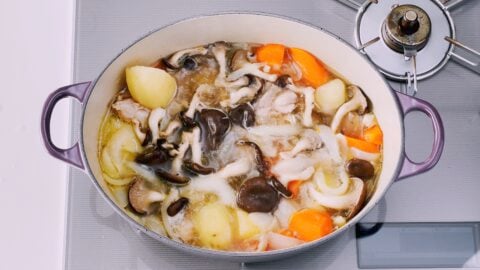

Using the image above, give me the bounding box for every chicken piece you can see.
[273,90,297,114]
[112,98,150,127]
[280,129,322,158]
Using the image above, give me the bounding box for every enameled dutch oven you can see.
[41,13,444,262]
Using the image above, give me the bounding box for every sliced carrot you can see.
[345,136,380,153]
[363,125,383,146]
[287,180,303,199]
[256,44,286,69]
[288,209,333,242]
[289,47,330,88]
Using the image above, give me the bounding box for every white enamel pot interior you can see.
[41,13,444,262]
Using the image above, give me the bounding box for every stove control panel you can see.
[356,222,480,268]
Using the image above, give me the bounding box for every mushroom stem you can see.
[217,157,252,178]
[226,76,264,107]
[184,91,201,119]
[286,84,315,127]
[227,63,278,82]
[212,42,228,86]
[132,119,146,142]
[160,120,181,137]
[182,161,215,175]
[190,127,202,164]
[172,132,192,173]
[148,107,166,143]
[301,87,315,127]
[330,86,367,133]
[223,76,249,89]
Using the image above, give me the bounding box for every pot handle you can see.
[395,92,445,180]
[41,82,91,169]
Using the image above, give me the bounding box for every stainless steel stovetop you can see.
[67,0,480,269]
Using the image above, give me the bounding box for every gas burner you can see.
[381,5,431,54]
[355,0,453,95]
[338,0,480,95]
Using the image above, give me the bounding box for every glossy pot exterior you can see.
[41,14,444,262]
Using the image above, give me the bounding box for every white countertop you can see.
[0,0,74,269]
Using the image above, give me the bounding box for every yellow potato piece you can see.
[193,203,234,249]
[236,209,261,239]
[314,78,346,115]
[126,66,177,109]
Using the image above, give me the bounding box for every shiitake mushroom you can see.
[237,176,279,213]
[135,144,170,166]
[162,46,208,70]
[236,140,268,175]
[182,161,215,175]
[154,168,190,186]
[167,197,189,217]
[194,109,231,151]
[268,177,293,198]
[229,103,255,128]
[346,159,375,180]
[128,177,165,215]
[182,57,197,70]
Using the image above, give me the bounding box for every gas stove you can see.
[66,0,480,269]
[349,0,480,95]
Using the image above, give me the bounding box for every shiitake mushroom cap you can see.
[237,176,279,213]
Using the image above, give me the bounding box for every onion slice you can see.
[308,177,365,210]
[267,232,304,250]
[313,169,350,196]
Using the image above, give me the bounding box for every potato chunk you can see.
[126,66,177,109]
[314,78,346,115]
[236,209,260,239]
[193,203,234,249]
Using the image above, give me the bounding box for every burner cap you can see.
[355,0,454,81]
[382,5,431,53]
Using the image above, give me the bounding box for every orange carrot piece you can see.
[288,209,333,242]
[256,44,286,69]
[363,125,383,146]
[346,136,380,153]
[287,180,303,199]
[289,47,330,88]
